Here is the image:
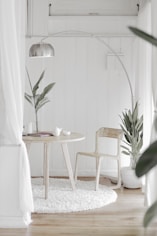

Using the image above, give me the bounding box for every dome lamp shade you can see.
[29,42,55,58]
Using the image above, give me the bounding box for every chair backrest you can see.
[95,127,123,155]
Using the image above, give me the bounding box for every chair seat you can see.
[77,151,98,157]
[77,151,119,160]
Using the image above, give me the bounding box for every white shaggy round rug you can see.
[32,178,117,213]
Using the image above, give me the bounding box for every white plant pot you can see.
[121,167,142,189]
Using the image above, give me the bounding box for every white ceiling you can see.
[49,0,139,16]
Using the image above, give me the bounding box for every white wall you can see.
[25,11,137,178]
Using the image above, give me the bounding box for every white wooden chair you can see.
[74,127,123,190]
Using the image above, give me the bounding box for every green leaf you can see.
[121,145,130,152]
[137,138,143,151]
[135,116,143,131]
[32,70,45,96]
[124,133,131,144]
[122,139,131,147]
[122,150,130,155]
[129,27,157,47]
[120,124,128,135]
[128,110,133,122]
[36,97,50,112]
[35,82,55,109]
[120,112,132,133]
[143,200,157,227]
[25,93,33,105]
[135,140,157,177]
[43,82,55,96]
[35,83,55,109]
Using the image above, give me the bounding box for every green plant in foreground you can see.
[129,26,157,227]
[120,101,143,169]
[25,68,55,132]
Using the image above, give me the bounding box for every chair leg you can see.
[117,159,121,188]
[110,159,121,189]
[96,157,99,170]
[95,157,101,191]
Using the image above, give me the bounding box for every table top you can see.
[23,132,85,143]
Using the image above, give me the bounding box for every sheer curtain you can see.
[146,0,157,206]
[0,0,34,225]
[135,0,152,153]
[134,0,152,199]
[135,0,157,206]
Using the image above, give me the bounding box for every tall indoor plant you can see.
[120,101,143,169]
[25,68,55,133]
[120,101,143,188]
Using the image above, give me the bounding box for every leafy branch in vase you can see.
[25,68,55,132]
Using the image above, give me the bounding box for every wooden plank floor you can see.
[0,177,157,236]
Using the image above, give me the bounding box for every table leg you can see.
[61,143,76,190]
[43,143,49,199]
[43,144,46,186]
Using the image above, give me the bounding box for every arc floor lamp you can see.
[29,30,134,110]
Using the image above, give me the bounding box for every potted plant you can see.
[25,68,55,133]
[120,101,143,188]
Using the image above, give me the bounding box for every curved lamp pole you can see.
[95,36,134,111]
[29,30,134,111]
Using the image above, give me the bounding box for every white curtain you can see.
[0,0,34,224]
[135,0,152,152]
[136,0,157,206]
[145,0,157,206]
[134,0,152,196]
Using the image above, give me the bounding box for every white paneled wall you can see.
[25,15,137,178]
